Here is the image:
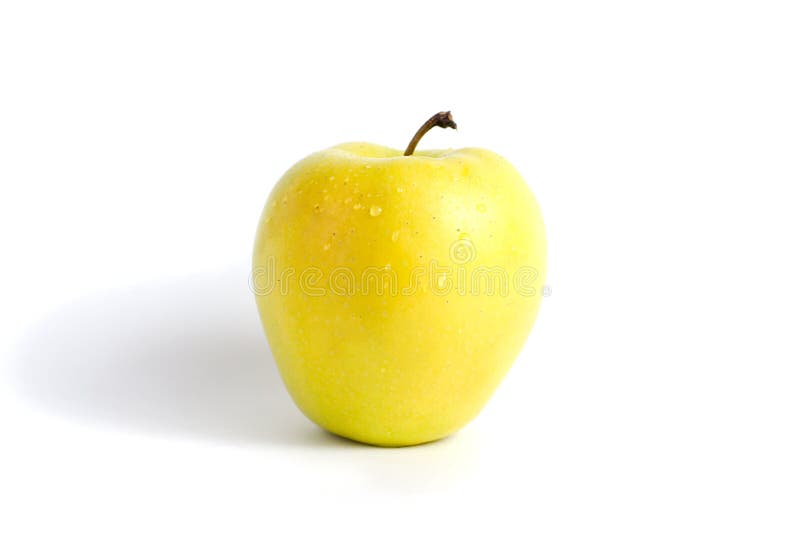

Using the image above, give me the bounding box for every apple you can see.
[253,112,546,446]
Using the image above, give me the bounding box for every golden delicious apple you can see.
[253,112,546,446]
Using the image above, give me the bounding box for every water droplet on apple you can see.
[436,274,447,289]
[476,203,487,213]
[369,205,383,217]
[396,186,404,193]
[353,203,363,210]
[323,243,331,251]
[391,230,400,242]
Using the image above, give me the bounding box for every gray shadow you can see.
[12,268,322,447]
[10,268,482,490]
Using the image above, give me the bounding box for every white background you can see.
[1,1,799,532]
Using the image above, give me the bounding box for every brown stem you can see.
[403,111,457,156]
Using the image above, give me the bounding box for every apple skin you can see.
[253,142,546,446]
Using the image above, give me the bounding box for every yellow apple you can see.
[253,112,546,446]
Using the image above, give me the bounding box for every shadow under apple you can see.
[13,269,323,447]
[12,268,480,491]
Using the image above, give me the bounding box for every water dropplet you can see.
[369,205,383,217]
[436,274,448,289]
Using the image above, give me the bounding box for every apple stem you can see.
[403,111,457,156]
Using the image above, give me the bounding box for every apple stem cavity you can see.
[403,111,457,156]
